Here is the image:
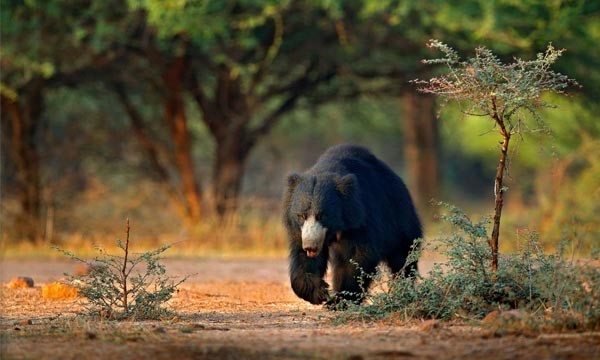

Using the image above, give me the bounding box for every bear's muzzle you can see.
[301,215,327,257]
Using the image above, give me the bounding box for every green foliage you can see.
[359,0,600,97]
[335,203,600,332]
[414,40,579,132]
[1,0,132,94]
[413,40,580,272]
[54,221,188,320]
[130,0,296,82]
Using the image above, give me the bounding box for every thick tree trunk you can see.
[163,57,203,225]
[1,85,44,242]
[402,91,439,216]
[187,58,333,221]
[190,68,255,220]
[212,135,249,219]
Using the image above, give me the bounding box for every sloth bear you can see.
[283,144,422,305]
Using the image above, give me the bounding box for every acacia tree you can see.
[412,40,579,271]
[124,1,342,219]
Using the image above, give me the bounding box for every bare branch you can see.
[112,83,171,183]
[248,64,336,144]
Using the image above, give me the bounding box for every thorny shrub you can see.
[334,203,599,332]
[412,40,580,272]
[54,220,188,320]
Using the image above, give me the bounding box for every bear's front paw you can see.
[292,274,329,305]
[305,277,329,305]
[313,278,330,304]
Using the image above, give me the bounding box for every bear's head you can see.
[285,172,366,257]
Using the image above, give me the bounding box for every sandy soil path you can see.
[1,258,599,359]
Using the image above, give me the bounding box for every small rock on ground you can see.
[8,276,34,288]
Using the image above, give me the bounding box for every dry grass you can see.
[2,211,288,260]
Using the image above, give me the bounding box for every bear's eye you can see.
[297,214,307,221]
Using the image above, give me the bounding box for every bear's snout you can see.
[304,247,319,257]
[301,215,327,257]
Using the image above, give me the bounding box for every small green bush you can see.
[335,203,600,331]
[54,220,188,320]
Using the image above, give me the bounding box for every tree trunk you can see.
[212,134,249,219]
[189,68,256,220]
[490,124,510,273]
[402,91,439,216]
[186,58,333,220]
[1,84,44,242]
[163,57,203,225]
[113,83,193,224]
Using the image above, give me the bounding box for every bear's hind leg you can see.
[386,252,417,278]
[330,253,378,305]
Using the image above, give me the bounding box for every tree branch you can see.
[112,82,190,221]
[186,66,213,119]
[184,54,228,138]
[112,83,171,183]
[247,11,284,97]
[248,65,336,145]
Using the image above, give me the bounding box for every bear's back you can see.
[316,144,376,166]
[308,144,421,243]
[310,144,395,181]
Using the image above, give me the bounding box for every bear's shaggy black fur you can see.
[283,144,422,305]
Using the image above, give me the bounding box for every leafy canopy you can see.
[1,0,133,99]
[413,40,580,134]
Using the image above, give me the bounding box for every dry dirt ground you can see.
[1,259,599,360]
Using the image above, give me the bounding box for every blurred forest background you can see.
[1,0,599,256]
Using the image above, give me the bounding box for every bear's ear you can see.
[335,174,357,196]
[335,174,366,228]
[287,173,302,189]
[283,173,302,211]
